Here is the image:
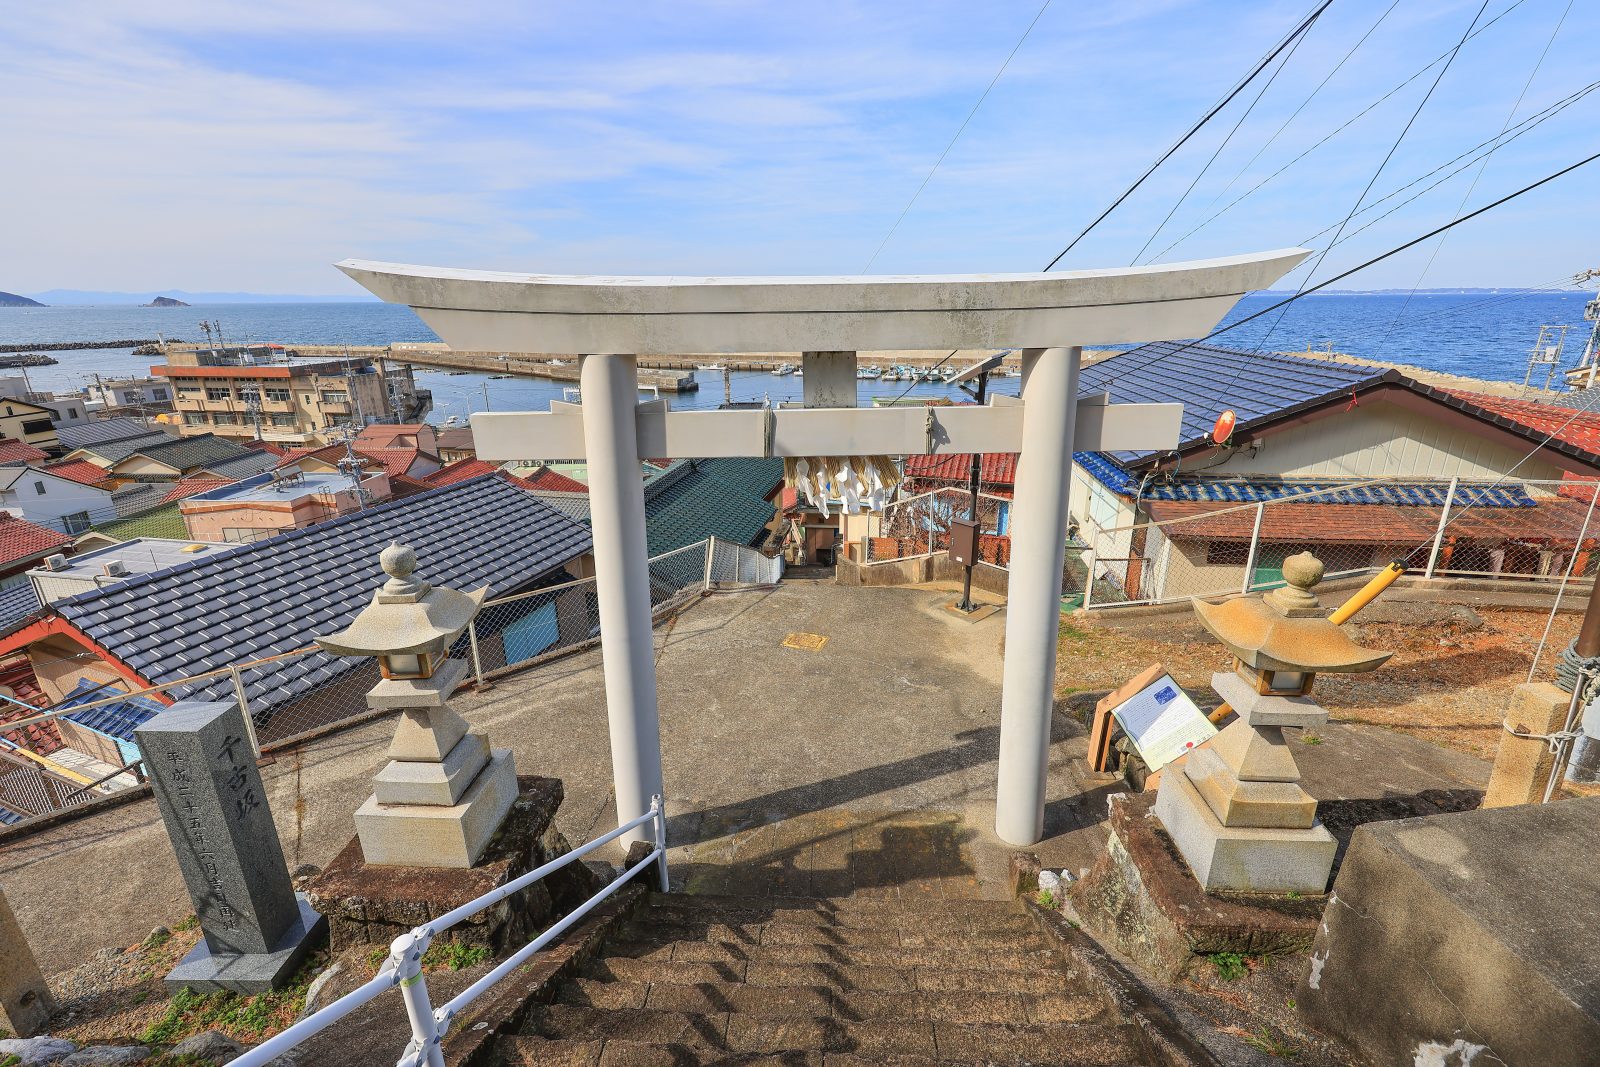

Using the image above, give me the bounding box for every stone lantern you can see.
[1154,551,1391,895]
[317,543,517,868]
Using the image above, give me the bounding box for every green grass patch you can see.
[141,951,324,1046]
[1036,889,1056,909]
[423,940,492,972]
[1244,1025,1300,1058]
[1209,951,1251,982]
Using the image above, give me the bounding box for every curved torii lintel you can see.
[337,250,1309,355]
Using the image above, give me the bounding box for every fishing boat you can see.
[773,362,796,376]
[447,370,471,376]
[794,367,804,377]
[548,358,570,367]
[488,373,512,379]
[857,365,882,379]
[696,362,724,372]
[940,366,959,382]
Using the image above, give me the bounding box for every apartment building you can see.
[152,350,393,446]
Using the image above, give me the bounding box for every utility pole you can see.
[958,369,989,612]
[482,381,492,412]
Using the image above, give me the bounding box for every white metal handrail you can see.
[229,797,668,1067]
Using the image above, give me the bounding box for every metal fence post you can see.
[652,794,670,892]
[467,620,490,693]
[1082,549,1097,611]
[703,538,715,590]
[229,666,259,757]
[1240,503,1266,595]
[1425,477,1459,580]
[392,931,444,1067]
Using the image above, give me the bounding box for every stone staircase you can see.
[494,891,1155,1066]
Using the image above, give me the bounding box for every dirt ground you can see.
[1060,601,1583,762]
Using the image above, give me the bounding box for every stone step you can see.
[604,936,1055,972]
[580,957,1083,996]
[515,1007,1144,1065]
[643,894,1020,924]
[555,978,1109,1026]
[616,918,1038,953]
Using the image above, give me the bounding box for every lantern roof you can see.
[315,542,488,659]
[1192,552,1391,674]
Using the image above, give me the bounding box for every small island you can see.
[0,291,45,307]
[144,295,191,307]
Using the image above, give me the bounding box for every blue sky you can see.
[4,0,1595,294]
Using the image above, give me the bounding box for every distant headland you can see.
[0,291,46,307]
[144,295,191,307]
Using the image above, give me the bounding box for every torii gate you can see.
[340,250,1308,846]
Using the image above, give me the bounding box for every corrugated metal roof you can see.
[1079,342,1383,465]
[53,474,593,715]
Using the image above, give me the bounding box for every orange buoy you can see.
[1212,409,1237,445]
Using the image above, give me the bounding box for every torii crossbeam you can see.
[341,250,1309,846]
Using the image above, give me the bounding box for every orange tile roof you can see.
[0,515,71,568]
[1145,496,1596,546]
[0,440,50,465]
[425,459,500,488]
[904,453,1019,486]
[160,476,235,504]
[520,467,588,494]
[41,460,113,487]
[1445,391,1600,457]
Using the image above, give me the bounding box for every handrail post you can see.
[392,931,444,1067]
[467,620,490,693]
[652,794,670,893]
[1240,503,1265,595]
[229,666,259,757]
[1425,477,1459,580]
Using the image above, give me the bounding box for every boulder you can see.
[0,1037,79,1066]
[60,1047,148,1065]
[167,1031,242,1064]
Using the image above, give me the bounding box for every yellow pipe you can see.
[3,744,98,786]
[1329,561,1407,625]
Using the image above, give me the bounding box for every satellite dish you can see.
[1212,409,1237,446]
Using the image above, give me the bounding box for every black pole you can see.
[959,370,989,611]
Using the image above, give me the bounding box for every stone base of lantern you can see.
[355,748,518,868]
[1155,772,1335,894]
[306,776,601,954]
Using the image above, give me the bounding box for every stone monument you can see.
[135,701,326,992]
[314,542,515,868]
[1154,552,1391,894]
[0,882,54,1036]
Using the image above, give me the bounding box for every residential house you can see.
[26,537,230,605]
[0,516,70,587]
[436,426,475,463]
[55,417,172,454]
[1069,341,1600,601]
[0,463,118,536]
[0,379,90,428]
[87,377,175,414]
[96,433,279,483]
[0,397,61,454]
[177,466,391,542]
[353,423,443,479]
[0,473,594,747]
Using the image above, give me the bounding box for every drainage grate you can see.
[781,632,829,651]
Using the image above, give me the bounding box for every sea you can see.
[0,290,1592,422]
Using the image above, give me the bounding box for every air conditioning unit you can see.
[101,560,129,578]
[44,554,69,572]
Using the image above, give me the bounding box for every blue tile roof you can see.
[0,582,42,639]
[59,677,164,741]
[52,473,592,716]
[1079,341,1384,466]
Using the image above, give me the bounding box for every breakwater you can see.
[0,339,168,353]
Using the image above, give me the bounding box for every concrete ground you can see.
[0,580,1490,977]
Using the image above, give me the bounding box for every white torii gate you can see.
[340,250,1308,846]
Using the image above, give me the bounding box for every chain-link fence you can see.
[0,536,782,825]
[860,487,1013,566]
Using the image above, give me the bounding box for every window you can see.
[177,384,202,395]
[269,414,298,428]
[183,413,208,427]
[205,388,231,402]
[302,393,313,404]
[151,388,169,401]
[265,388,291,403]
[67,409,79,419]
[213,412,240,425]
[33,481,45,496]
[239,387,261,404]
[62,511,91,535]
[21,419,51,435]
[320,391,349,405]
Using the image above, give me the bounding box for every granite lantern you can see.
[1154,551,1391,894]
[317,543,517,868]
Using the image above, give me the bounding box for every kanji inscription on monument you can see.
[136,700,325,992]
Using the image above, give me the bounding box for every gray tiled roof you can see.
[73,431,175,464]
[115,433,260,474]
[0,582,42,639]
[53,473,593,716]
[203,451,279,479]
[1078,341,1383,466]
[55,418,162,451]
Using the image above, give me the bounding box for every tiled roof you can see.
[436,427,474,453]
[58,678,163,742]
[1079,342,1383,465]
[40,460,113,486]
[114,433,260,475]
[361,447,431,479]
[904,453,1019,486]
[203,451,279,479]
[521,467,588,494]
[0,516,71,569]
[388,474,434,499]
[53,474,592,715]
[0,440,50,465]
[55,418,157,450]
[1146,495,1593,545]
[425,458,500,488]
[1444,391,1600,457]
[160,476,236,505]
[72,431,175,464]
[0,582,42,637]
[245,440,290,456]
[526,490,592,524]
[642,458,782,555]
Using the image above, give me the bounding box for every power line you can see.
[1041,0,1333,271]
[859,0,1055,274]
[1148,0,1534,262]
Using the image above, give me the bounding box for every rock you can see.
[0,1037,80,1065]
[144,926,171,946]
[91,947,123,962]
[60,1047,149,1065]
[167,1031,243,1064]
[298,962,344,1018]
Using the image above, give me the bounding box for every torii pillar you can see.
[339,251,1309,845]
